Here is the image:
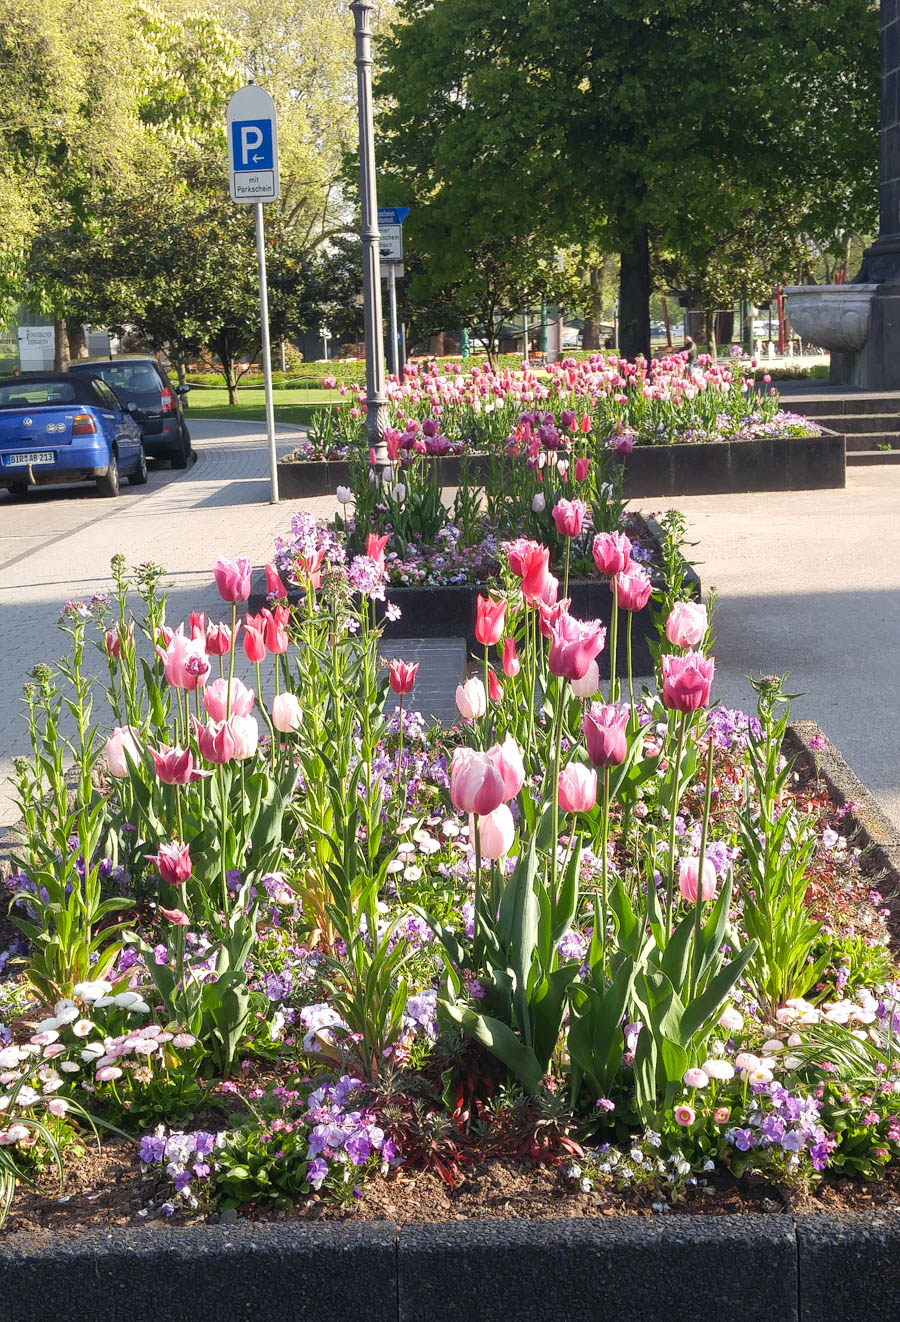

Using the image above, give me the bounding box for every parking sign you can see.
[226,85,280,203]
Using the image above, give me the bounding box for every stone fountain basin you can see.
[784,284,879,352]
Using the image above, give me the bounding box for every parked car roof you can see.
[0,373,104,406]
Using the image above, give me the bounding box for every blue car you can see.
[0,372,147,498]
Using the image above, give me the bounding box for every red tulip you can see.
[574,456,590,482]
[501,637,520,678]
[243,621,267,664]
[547,611,607,681]
[214,555,252,603]
[475,594,507,646]
[582,703,628,767]
[265,562,288,599]
[488,669,503,703]
[508,540,552,604]
[206,622,235,656]
[661,653,715,713]
[388,659,419,694]
[615,566,653,612]
[189,611,206,640]
[297,548,325,589]
[262,605,290,655]
[366,532,389,566]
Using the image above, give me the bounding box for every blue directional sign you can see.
[226,85,280,204]
[231,119,274,172]
[378,207,410,226]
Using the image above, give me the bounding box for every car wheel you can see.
[182,424,192,454]
[170,425,189,469]
[130,442,149,486]
[96,449,121,498]
[6,481,28,499]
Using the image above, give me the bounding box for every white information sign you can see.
[226,85,280,204]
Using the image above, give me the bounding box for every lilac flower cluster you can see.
[705,706,762,753]
[727,1081,831,1172]
[139,1128,226,1210]
[273,511,345,582]
[304,1075,398,1188]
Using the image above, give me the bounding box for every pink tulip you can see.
[475,595,507,647]
[160,906,190,927]
[592,531,632,576]
[558,763,598,813]
[582,703,628,767]
[547,611,607,681]
[488,669,503,702]
[151,743,196,786]
[149,841,192,885]
[106,726,141,779]
[661,652,715,713]
[501,637,520,678]
[272,693,302,733]
[678,856,717,903]
[574,456,590,481]
[455,676,486,720]
[615,566,653,612]
[159,629,210,691]
[203,677,255,722]
[449,748,506,816]
[189,612,206,640]
[230,714,259,761]
[665,602,708,648]
[508,540,552,604]
[366,532,389,566]
[487,735,525,801]
[469,803,515,860]
[570,660,600,699]
[551,498,586,538]
[196,718,235,764]
[214,556,253,603]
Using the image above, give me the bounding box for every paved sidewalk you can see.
[1,420,898,837]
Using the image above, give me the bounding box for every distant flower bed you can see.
[283,352,820,463]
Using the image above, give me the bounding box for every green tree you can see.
[377,0,878,359]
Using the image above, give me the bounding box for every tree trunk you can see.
[618,226,651,361]
[428,332,445,357]
[66,320,88,361]
[54,319,70,372]
[582,265,605,349]
[704,310,718,363]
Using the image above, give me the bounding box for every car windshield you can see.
[0,382,78,407]
[89,365,160,394]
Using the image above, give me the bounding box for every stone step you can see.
[842,432,900,451]
[846,448,900,465]
[815,413,900,433]
[780,393,900,417]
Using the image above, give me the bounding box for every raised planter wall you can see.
[277,433,845,501]
[4,1213,900,1322]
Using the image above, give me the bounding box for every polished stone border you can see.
[277,432,845,500]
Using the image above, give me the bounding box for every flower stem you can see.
[609,576,619,702]
[665,710,689,939]
[689,734,715,1001]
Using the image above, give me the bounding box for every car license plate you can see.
[6,451,55,467]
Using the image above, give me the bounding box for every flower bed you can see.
[1,537,899,1258]
[263,512,699,673]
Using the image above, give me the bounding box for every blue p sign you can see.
[231,119,274,171]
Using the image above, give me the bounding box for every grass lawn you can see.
[186,386,340,427]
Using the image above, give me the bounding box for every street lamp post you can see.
[351,0,387,463]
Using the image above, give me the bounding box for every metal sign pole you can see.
[388,264,399,377]
[254,201,279,504]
